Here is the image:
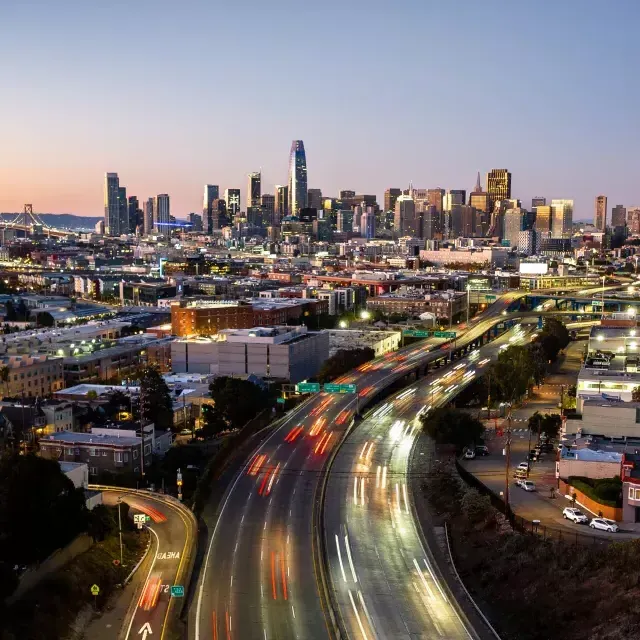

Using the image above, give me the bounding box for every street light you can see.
[117,496,124,567]
[339,320,348,329]
[360,310,371,320]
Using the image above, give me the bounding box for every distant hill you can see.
[0,213,101,230]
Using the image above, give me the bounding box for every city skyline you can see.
[1,1,639,219]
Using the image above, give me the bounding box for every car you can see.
[463,449,476,459]
[590,518,619,532]
[474,445,489,456]
[563,507,588,524]
[517,462,529,471]
[520,480,536,491]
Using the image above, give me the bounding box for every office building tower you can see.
[523,209,536,231]
[154,194,170,237]
[361,209,376,239]
[628,207,640,235]
[298,207,317,224]
[612,204,627,228]
[127,196,140,234]
[450,205,475,238]
[203,185,220,234]
[384,188,402,216]
[260,194,275,227]
[532,197,546,209]
[534,205,552,233]
[224,189,241,220]
[143,198,154,235]
[210,198,227,230]
[394,195,420,237]
[288,140,308,215]
[518,230,537,256]
[95,219,105,235]
[339,190,356,200]
[422,206,441,240]
[504,208,526,247]
[468,172,490,215]
[594,195,607,231]
[104,173,121,236]
[427,188,445,213]
[307,188,322,211]
[117,186,128,235]
[443,190,466,211]
[550,199,574,238]
[274,185,288,224]
[487,169,512,206]
[313,218,332,242]
[248,172,261,208]
[337,210,354,233]
[188,212,203,232]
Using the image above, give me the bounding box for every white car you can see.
[563,507,588,524]
[520,480,536,492]
[463,449,476,459]
[516,462,529,472]
[590,518,619,533]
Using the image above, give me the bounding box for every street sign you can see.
[90,584,100,596]
[591,299,603,306]
[134,514,145,524]
[486,294,497,301]
[170,585,185,597]
[323,383,341,393]
[276,397,285,404]
[402,329,430,338]
[296,382,321,393]
[433,331,456,339]
[342,384,357,394]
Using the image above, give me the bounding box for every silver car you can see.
[589,518,619,532]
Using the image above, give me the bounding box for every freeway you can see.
[191,293,524,640]
[98,488,196,640]
[322,325,532,639]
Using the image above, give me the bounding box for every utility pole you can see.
[504,411,512,515]
[117,496,124,567]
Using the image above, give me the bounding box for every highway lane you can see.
[323,325,533,640]
[100,489,194,640]
[192,294,526,640]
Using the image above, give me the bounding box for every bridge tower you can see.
[6,204,50,237]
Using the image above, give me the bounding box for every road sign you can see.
[402,329,430,338]
[486,294,497,301]
[342,384,357,394]
[296,382,321,393]
[591,299,603,306]
[90,584,100,596]
[170,585,185,597]
[433,331,456,339]
[134,514,145,524]
[276,397,285,404]
[323,383,341,393]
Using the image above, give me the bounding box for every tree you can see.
[208,377,269,429]
[0,365,10,398]
[632,386,640,403]
[199,404,229,438]
[139,366,173,431]
[421,407,484,452]
[87,503,117,542]
[489,345,535,404]
[316,348,375,384]
[36,311,54,327]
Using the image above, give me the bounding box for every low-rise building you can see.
[558,446,622,481]
[327,329,401,357]
[571,399,640,436]
[0,354,64,398]
[366,290,466,321]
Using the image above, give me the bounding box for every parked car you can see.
[590,518,619,532]
[563,507,588,524]
[463,449,476,459]
[474,445,489,456]
[520,480,536,492]
[517,462,530,471]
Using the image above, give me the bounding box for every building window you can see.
[74,448,80,455]
[133,449,139,459]
[89,467,97,475]
[144,445,151,455]
[629,486,640,501]
[114,451,123,463]
[101,450,107,457]
[124,452,129,462]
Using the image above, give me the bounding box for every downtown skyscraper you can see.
[288,140,307,215]
[104,172,121,236]
[594,195,607,231]
[486,169,512,207]
[203,184,219,234]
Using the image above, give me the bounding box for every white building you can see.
[328,329,401,357]
[171,325,329,383]
[551,199,574,239]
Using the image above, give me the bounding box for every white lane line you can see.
[402,483,409,514]
[344,534,358,583]
[348,590,369,640]
[353,476,358,506]
[395,483,401,512]
[335,534,348,583]
[381,465,387,489]
[413,557,435,599]
[360,477,365,507]
[423,558,449,603]
[375,465,381,488]
[291,605,296,619]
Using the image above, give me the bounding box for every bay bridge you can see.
[0,204,76,240]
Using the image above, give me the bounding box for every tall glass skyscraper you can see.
[104,172,120,236]
[288,140,307,215]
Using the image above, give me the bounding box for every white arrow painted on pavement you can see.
[138,622,153,639]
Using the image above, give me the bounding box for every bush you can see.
[568,476,622,508]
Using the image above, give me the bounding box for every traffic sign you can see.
[342,384,357,394]
[591,299,603,306]
[323,383,341,393]
[277,397,286,404]
[486,294,497,301]
[402,329,430,338]
[433,331,456,339]
[90,584,100,596]
[296,382,321,393]
[170,585,185,597]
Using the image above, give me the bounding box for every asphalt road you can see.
[100,489,195,640]
[191,293,526,640]
[323,325,532,640]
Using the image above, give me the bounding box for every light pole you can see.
[117,496,124,567]
[466,286,470,324]
[601,275,606,319]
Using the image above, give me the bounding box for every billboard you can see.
[519,262,548,275]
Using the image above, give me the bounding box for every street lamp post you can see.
[117,496,124,567]
[601,275,606,319]
[466,286,470,324]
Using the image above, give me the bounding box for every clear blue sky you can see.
[1,0,638,220]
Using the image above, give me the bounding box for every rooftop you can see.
[41,430,141,447]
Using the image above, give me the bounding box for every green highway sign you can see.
[277,397,286,404]
[296,382,321,393]
[323,383,341,393]
[434,331,456,339]
[591,300,603,306]
[170,585,185,598]
[342,384,357,394]
[486,294,497,301]
[402,329,430,338]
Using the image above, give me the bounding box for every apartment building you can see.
[0,354,64,398]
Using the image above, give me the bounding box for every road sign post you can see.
[90,584,99,609]
[170,585,185,597]
[295,382,321,393]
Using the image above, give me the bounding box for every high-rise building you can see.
[518,230,538,256]
[384,188,402,215]
[154,194,170,237]
[203,185,220,234]
[550,199,573,238]
[487,169,512,206]
[224,189,241,220]
[188,212,203,232]
[210,198,227,230]
[117,186,128,235]
[504,208,526,247]
[443,190,466,211]
[275,185,288,224]
[260,194,275,227]
[534,205,552,233]
[427,188,445,213]
[532,197,546,209]
[95,219,105,235]
[594,195,607,231]
[307,188,323,211]
[104,173,121,236]
[361,209,376,239]
[248,172,261,208]
[628,207,640,235]
[143,198,154,235]
[288,140,308,215]
[422,206,441,240]
[468,172,490,215]
[612,204,627,228]
[337,210,354,233]
[339,190,356,200]
[394,195,420,237]
[127,196,140,234]
[450,205,475,238]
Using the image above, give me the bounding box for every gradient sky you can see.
[1,0,638,220]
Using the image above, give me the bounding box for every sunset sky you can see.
[1,0,638,220]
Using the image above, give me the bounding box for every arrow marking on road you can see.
[138,622,152,639]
